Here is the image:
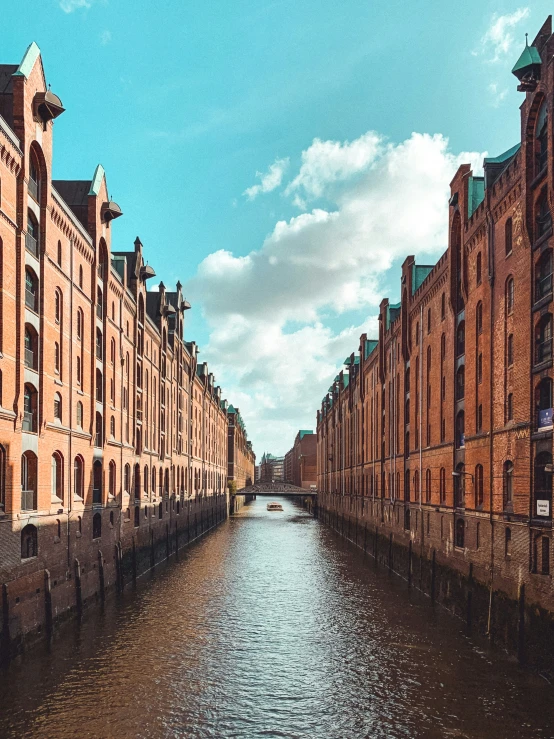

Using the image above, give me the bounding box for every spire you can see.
[512,33,542,92]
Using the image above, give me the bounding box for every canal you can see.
[0,496,553,739]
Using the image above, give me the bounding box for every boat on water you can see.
[266,502,283,512]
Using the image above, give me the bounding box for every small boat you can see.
[267,502,283,511]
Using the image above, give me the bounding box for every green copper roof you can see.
[364,339,378,360]
[412,264,434,294]
[484,143,520,165]
[89,164,105,196]
[512,41,541,75]
[299,430,314,439]
[468,176,485,217]
[227,404,236,414]
[14,42,41,78]
[344,355,360,366]
[342,374,349,389]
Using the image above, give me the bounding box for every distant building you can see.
[259,453,285,483]
[227,405,255,489]
[285,431,317,489]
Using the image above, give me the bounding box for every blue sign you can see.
[538,408,553,429]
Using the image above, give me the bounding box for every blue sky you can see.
[3,0,552,454]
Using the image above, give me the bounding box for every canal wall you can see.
[0,494,228,662]
[229,493,255,514]
[318,494,554,677]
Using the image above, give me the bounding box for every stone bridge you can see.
[236,483,317,496]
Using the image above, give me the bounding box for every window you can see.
[110,415,115,437]
[76,355,82,386]
[21,451,38,510]
[536,101,548,175]
[415,321,419,345]
[25,268,38,312]
[476,252,482,285]
[26,210,39,256]
[93,460,102,505]
[507,393,513,421]
[54,392,62,421]
[73,456,84,499]
[51,452,63,502]
[425,469,431,503]
[455,518,465,549]
[475,464,483,507]
[534,451,552,519]
[21,524,38,559]
[96,369,103,402]
[124,464,130,493]
[24,325,38,370]
[110,338,115,365]
[456,321,465,356]
[22,384,37,432]
[440,468,446,504]
[476,302,483,334]
[97,287,103,319]
[507,334,514,366]
[536,249,553,302]
[92,512,102,539]
[78,265,83,289]
[506,277,514,314]
[536,189,552,241]
[477,404,483,432]
[54,290,61,324]
[477,353,483,384]
[427,308,431,334]
[96,328,103,360]
[54,342,60,374]
[456,365,465,400]
[505,218,513,256]
[441,293,445,320]
[95,412,103,447]
[57,240,62,265]
[109,460,116,497]
[536,377,553,429]
[535,313,553,364]
[503,460,514,508]
[29,149,39,200]
[454,463,465,507]
[456,411,465,448]
[76,309,83,340]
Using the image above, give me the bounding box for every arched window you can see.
[475,464,483,507]
[96,286,103,319]
[536,100,548,175]
[54,342,60,374]
[54,289,62,324]
[25,268,38,312]
[110,415,115,437]
[425,469,431,503]
[26,210,39,256]
[96,368,103,402]
[124,464,130,493]
[109,460,116,497]
[54,392,62,421]
[507,393,513,421]
[535,313,553,364]
[96,328,103,360]
[76,401,83,428]
[144,466,149,495]
[21,524,38,559]
[93,460,102,505]
[78,264,83,289]
[534,451,552,519]
[536,188,552,241]
[28,148,40,200]
[456,321,465,356]
[92,512,102,539]
[76,308,83,340]
[73,456,84,499]
[503,460,514,509]
[476,302,483,334]
[454,462,465,507]
[22,383,37,431]
[440,467,446,504]
[536,377,553,429]
[164,469,170,495]
[535,249,552,302]
[21,451,37,510]
[57,240,62,265]
[134,464,141,501]
[456,365,465,400]
[51,452,63,502]
[455,518,465,549]
[476,251,482,285]
[24,325,38,370]
[152,467,157,495]
[441,292,446,320]
[404,469,410,502]
[505,218,513,256]
[456,411,465,448]
[506,277,514,314]
[507,333,514,366]
[95,412,103,447]
[427,307,431,334]
[110,338,115,365]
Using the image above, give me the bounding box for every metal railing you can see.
[536,272,553,302]
[21,489,36,510]
[25,288,37,311]
[536,337,553,364]
[25,232,38,257]
[22,410,36,432]
[24,348,35,369]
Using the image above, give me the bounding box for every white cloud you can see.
[488,82,508,107]
[187,131,486,454]
[243,157,289,200]
[478,8,529,63]
[59,0,92,12]
[100,30,112,45]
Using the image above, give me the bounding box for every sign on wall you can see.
[537,500,550,517]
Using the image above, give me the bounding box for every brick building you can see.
[284,430,317,489]
[259,453,285,483]
[227,405,255,489]
[0,43,237,652]
[317,18,554,648]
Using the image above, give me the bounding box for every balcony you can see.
[28,177,39,202]
[25,289,38,312]
[536,273,553,303]
[25,232,38,257]
[22,410,36,432]
[536,338,553,365]
[537,407,553,430]
[21,489,36,511]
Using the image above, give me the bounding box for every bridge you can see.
[236,483,317,497]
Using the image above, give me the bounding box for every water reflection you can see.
[0,496,553,739]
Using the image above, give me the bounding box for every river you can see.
[0,496,553,738]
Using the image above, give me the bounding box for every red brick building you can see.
[227,405,255,490]
[0,43,232,653]
[284,430,317,489]
[317,18,554,660]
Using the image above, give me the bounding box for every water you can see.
[0,496,553,739]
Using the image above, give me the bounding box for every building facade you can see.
[317,18,554,659]
[0,43,234,653]
[227,405,255,490]
[284,430,317,489]
[259,453,285,483]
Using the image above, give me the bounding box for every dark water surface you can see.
[0,497,553,739]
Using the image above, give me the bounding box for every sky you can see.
[3,0,552,456]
